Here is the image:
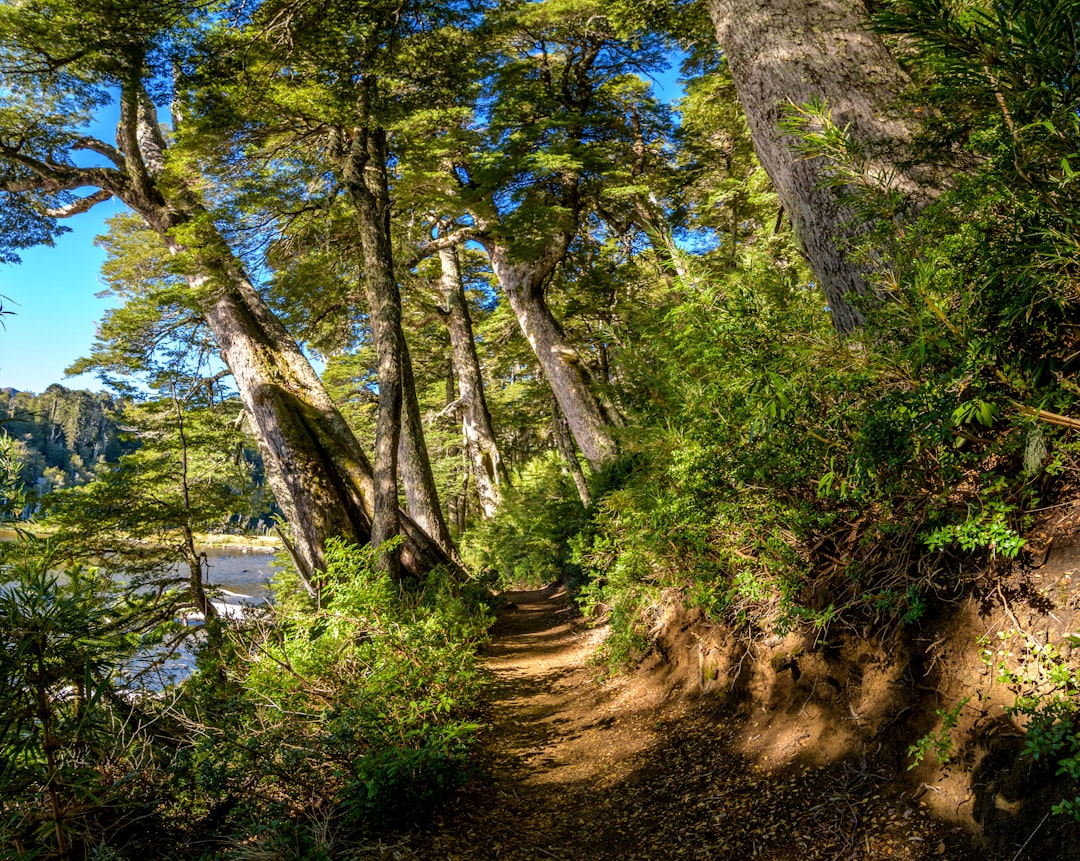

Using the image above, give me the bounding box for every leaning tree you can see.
[0,0,451,581]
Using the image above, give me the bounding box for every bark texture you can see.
[335,84,455,563]
[439,246,508,519]
[343,122,404,575]
[485,238,621,469]
[706,0,930,333]
[170,252,451,581]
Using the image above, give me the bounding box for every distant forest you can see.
[1,385,275,532]
[0,385,131,495]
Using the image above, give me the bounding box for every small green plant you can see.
[461,452,587,588]
[924,502,1025,559]
[987,630,1080,821]
[908,697,971,769]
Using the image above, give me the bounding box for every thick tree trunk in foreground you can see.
[485,239,621,469]
[706,0,930,333]
[439,246,507,519]
[191,265,450,581]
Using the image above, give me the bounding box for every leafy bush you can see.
[460,452,589,588]
[180,538,492,846]
[0,541,182,858]
[563,0,1080,676]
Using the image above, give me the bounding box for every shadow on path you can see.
[389,585,993,861]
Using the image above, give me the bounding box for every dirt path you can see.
[389,585,982,861]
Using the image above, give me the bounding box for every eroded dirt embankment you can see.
[381,584,1017,861]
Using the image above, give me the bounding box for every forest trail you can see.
[390,586,977,861]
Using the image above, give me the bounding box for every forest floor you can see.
[377,585,998,861]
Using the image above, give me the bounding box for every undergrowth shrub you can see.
[0,436,186,860]
[461,452,588,588]
[0,545,178,859]
[178,538,491,849]
[984,630,1080,821]
[571,251,841,659]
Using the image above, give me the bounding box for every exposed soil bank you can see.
[383,585,1029,860]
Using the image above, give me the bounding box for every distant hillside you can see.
[1,385,133,494]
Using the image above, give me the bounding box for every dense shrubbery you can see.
[461,452,589,588]
[0,544,180,857]
[179,538,490,846]
[0,491,491,859]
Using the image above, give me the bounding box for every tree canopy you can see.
[2,0,1080,855]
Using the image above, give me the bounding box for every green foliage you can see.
[569,244,831,659]
[47,392,271,578]
[984,630,1080,821]
[0,541,183,857]
[0,385,130,498]
[907,697,971,769]
[0,430,27,524]
[181,539,491,842]
[461,453,588,588]
[923,501,1025,559]
[547,0,1080,687]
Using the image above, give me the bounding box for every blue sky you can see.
[0,201,124,394]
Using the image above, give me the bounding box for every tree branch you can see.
[0,144,122,196]
[403,226,478,269]
[44,188,114,218]
[72,136,125,168]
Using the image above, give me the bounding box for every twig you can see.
[1010,400,1080,432]
[1011,811,1050,861]
[996,584,1031,641]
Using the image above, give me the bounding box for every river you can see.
[131,547,280,687]
[199,546,277,615]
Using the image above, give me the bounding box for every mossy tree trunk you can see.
[339,114,455,569]
[705,0,932,333]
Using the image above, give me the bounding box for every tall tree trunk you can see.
[398,335,455,551]
[339,109,454,569]
[705,0,931,333]
[189,264,449,581]
[439,246,507,519]
[171,389,215,620]
[484,238,622,469]
[550,393,592,508]
[343,124,403,576]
